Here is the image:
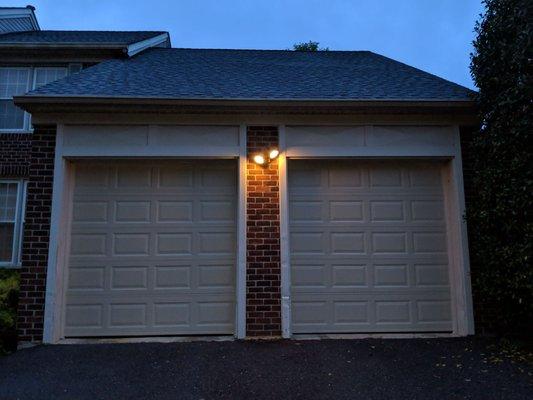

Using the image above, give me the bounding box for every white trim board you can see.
[43,123,248,343]
[0,179,26,268]
[43,124,70,343]
[236,124,248,339]
[278,125,291,338]
[60,124,241,158]
[277,123,475,337]
[126,33,169,57]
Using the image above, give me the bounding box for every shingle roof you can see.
[25,48,474,101]
[0,30,167,45]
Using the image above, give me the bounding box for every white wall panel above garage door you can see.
[61,125,241,157]
[289,160,452,334]
[64,160,237,337]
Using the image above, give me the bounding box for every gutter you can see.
[0,43,127,50]
[13,95,478,118]
[14,95,476,108]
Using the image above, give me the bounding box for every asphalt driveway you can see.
[0,337,531,400]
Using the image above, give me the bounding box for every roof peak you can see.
[156,47,372,53]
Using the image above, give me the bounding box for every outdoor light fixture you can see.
[253,154,266,165]
[253,148,279,165]
[269,149,279,159]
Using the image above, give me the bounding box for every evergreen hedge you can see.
[469,0,532,333]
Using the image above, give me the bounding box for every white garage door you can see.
[64,160,237,337]
[289,160,453,333]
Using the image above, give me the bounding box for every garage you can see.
[64,159,237,337]
[289,159,453,334]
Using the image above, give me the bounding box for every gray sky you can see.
[13,0,482,89]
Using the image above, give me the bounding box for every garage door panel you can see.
[290,198,445,220]
[68,266,106,290]
[291,293,451,333]
[70,233,107,256]
[65,304,104,329]
[291,261,450,292]
[68,259,236,293]
[65,160,237,337]
[74,161,236,192]
[114,201,152,223]
[153,303,191,327]
[330,200,364,222]
[72,201,108,223]
[157,165,194,188]
[72,198,236,224]
[414,264,450,286]
[110,266,149,289]
[157,201,193,222]
[66,293,235,336]
[290,160,452,333]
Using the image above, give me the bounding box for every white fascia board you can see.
[126,33,169,57]
[0,8,40,31]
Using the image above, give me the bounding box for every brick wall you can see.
[17,125,56,343]
[0,133,31,177]
[246,126,282,337]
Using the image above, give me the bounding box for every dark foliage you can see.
[0,269,19,354]
[292,41,329,51]
[469,0,532,333]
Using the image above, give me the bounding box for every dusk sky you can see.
[11,0,483,89]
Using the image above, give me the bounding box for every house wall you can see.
[0,133,31,178]
[8,121,482,343]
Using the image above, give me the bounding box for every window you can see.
[0,66,67,131]
[0,68,31,131]
[33,67,67,89]
[0,181,26,267]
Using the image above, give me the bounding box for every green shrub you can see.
[469,0,532,333]
[0,270,19,354]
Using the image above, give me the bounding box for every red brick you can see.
[0,133,31,178]
[16,125,56,344]
[246,126,281,337]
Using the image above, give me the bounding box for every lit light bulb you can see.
[253,154,265,165]
[269,149,279,160]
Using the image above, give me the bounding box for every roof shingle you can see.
[25,48,474,101]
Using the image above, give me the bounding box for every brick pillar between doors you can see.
[17,125,57,344]
[246,126,282,337]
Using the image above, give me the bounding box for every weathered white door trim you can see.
[43,123,247,342]
[441,127,474,335]
[236,124,247,339]
[279,124,475,338]
[44,124,74,343]
[278,125,292,338]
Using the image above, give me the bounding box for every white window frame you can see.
[0,67,32,132]
[0,66,69,133]
[0,179,27,268]
[32,67,68,91]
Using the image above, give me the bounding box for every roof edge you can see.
[0,6,40,31]
[126,33,170,57]
[14,95,478,119]
[15,95,476,106]
[0,31,169,52]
